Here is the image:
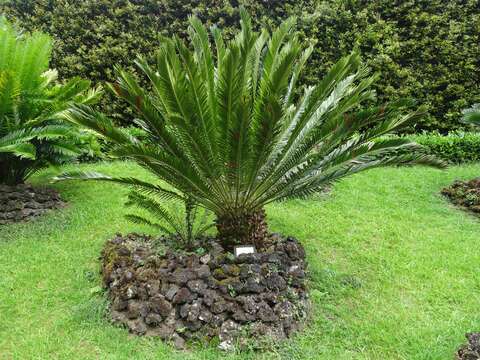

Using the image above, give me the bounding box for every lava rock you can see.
[263,273,287,291]
[147,324,175,339]
[145,279,160,296]
[145,313,163,326]
[164,284,179,301]
[127,319,147,335]
[195,264,211,279]
[235,252,263,264]
[211,300,231,314]
[222,264,240,277]
[172,333,186,350]
[239,263,261,279]
[200,254,211,264]
[232,308,250,322]
[179,301,201,322]
[150,295,172,317]
[284,238,306,260]
[170,268,196,285]
[242,276,264,293]
[442,178,480,215]
[0,184,65,224]
[126,301,144,319]
[187,279,207,294]
[125,286,138,299]
[257,301,276,322]
[198,308,213,323]
[237,295,258,314]
[112,298,128,311]
[219,320,240,351]
[456,332,480,360]
[202,289,220,307]
[172,287,192,304]
[101,233,309,351]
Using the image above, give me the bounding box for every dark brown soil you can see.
[456,333,480,360]
[101,233,310,350]
[0,184,66,224]
[441,178,480,215]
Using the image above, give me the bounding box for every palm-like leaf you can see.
[57,9,444,248]
[462,104,480,126]
[0,18,102,185]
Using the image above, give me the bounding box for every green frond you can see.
[0,142,36,159]
[53,12,443,234]
[125,191,184,235]
[53,170,184,201]
[0,19,101,185]
[462,104,480,126]
[59,105,134,144]
[124,214,173,234]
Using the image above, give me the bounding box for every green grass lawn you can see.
[1,161,479,360]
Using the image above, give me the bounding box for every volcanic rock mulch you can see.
[0,184,66,224]
[441,178,480,215]
[101,233,309,350]
[456,333,480,360]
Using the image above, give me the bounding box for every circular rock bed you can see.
[101,233,309,350]
[456,333,480,360]
[0,184,66,224]
[441,178,480,215]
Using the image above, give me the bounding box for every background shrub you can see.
[408,132,480,164]
[2,0,479,132]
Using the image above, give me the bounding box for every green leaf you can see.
[0,142,36,159]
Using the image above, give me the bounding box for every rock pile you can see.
[0,184,65,224]
[456,333,480,360]
[101,233,309,350]
[442,178,480,214]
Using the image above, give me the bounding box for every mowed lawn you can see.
[1,161,479,360]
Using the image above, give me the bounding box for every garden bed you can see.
[0,184,65,224]
[3,163,480,358]
[101,233,309,350]
[441,178,480,215]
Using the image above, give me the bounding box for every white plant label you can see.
[234,245,256,257]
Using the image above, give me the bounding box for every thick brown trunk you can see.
[215,209,268,250]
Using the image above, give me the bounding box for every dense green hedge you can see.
[2,0,479,132]
[408,132,480,164]
[375,132,480,164]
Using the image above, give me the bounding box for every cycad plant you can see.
[58,10,444,249]
[0,18,101,185]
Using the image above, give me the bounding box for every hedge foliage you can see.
[408,132,480,164]
[2,0,479,132]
